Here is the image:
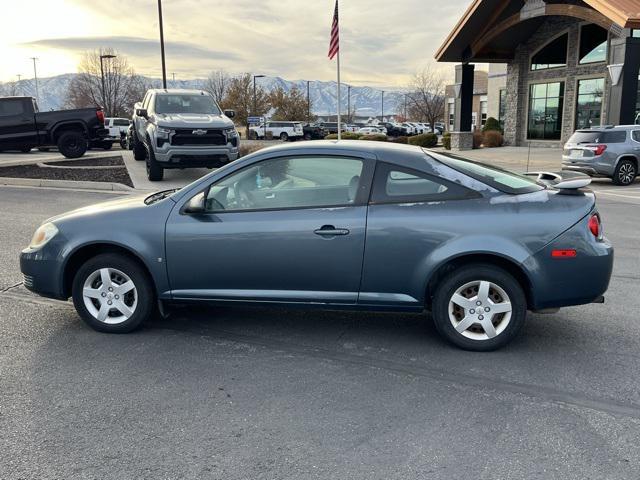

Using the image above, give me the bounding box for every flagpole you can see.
[337,49,342,141]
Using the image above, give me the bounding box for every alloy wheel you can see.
[618,163,636,185]
[82,267,138,324]
[448,280,512,341]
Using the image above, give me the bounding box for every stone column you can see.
[451,63,475,151]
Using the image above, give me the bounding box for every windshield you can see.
[155,94,221,115]
[429,151,544,194]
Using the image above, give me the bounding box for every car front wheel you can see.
[145,143,164,181]
[71,253,155,333]
[431,264,526,351]
[613,159,637,186]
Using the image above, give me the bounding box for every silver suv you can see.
[562,125,639,186]
[132,89,239,181]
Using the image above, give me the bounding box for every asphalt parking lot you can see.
[1,178,640,478]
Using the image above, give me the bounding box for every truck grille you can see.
[171,129,227,146]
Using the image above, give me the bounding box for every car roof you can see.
[149,89,210,96]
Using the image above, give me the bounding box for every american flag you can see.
[328,0,339,60]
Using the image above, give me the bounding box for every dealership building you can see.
[437,0,640,149]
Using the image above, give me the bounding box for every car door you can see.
[165,153,375,304]
[0,98,37,149]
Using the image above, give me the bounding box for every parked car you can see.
[124,124,135,150]
[302,123,326,140]
[20,141,612,351]
[357,126,386,136]
[132,89,238,181]
[562,125,640,186]
[401,123,417,135]
[382,122,406,137]
[104,117,131,145]
[249,121,304,141]
[320,122,347,135]
[0,96,107,158]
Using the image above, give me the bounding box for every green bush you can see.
[442,132,451,150]
[482,117,502,133]
[482,130,504,147]
[408,133,438,148]
[473,131,483,149]
[390,136,409,144]
[359,134,388,142]
[324,132,361,140]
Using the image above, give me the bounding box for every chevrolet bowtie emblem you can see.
[192,129,207,135]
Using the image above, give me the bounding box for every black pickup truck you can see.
[0,96,108,158]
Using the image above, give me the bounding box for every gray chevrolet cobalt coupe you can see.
[20,141,613,350]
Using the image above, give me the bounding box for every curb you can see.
[0,176,136,192]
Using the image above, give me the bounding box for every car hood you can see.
[154,113,234,129]
[46,193,168,225]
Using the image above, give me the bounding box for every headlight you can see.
[226,128,238,138]
[29,222,59,250]
[156,126,172,139]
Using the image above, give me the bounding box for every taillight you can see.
[585,144,607,156]
[96,109,105,125]
[588,213,602,239]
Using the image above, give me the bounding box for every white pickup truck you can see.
[132,89,238,181]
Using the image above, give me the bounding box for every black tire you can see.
[57,131,87,158]
[20,146,32,153]
[145,143,164,181]
[303,133,312,140]
[250,130,259,140]
[431,264,527,351]
[280,132,289,142]
[613,159,637,186]
[102,141,113,150]
[71,253,155,333]
[38,147,50,152]
[132,132,146,160]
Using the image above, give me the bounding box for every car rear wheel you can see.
[71,254,154,333]
[280,132,289,142]
[57,131,87,158]
[145,144,164,181]
[613,159,637,186]
[432,264,526,351]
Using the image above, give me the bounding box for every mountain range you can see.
[1,74,407,117]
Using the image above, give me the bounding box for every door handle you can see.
[314,225,350,236]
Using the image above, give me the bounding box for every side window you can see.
[603,131,627,143]
[0,99,25,117]
[632,131,640,143]
[204,156,365,212]
[371,163,476,204]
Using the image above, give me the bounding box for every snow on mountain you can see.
[2,74,406,117]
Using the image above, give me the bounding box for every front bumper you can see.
[154,145,239,167]
[20,246,66,300]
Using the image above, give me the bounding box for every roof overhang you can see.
[436,0,640,63]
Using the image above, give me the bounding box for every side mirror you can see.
[136,108,148,119]
[224,109,236,119]
[183,192,205,214]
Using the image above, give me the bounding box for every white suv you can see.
[104,117,131,142]
[250,121,304,141]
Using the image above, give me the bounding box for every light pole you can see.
[157,0,167,88]
[172,72,176,86]
[404,93,408,120]
[30,57,39,105]
[307,80,311,120]
[253,74,265,137]
[16,74,22,95]
[347,85,351,123]
[381,90,385,122]
[99,53,116,116]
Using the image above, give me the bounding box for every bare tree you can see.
[223,73,270,127]
[0,81,20,96]
[64,48,145,117]
[269,86,313,121]
[203,70,231,107]
[406,68,446,131]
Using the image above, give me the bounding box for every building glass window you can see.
[531,34,568,70]
[633,30,640,38]
[448,100,455,131]
[498,89,507,129]
[527,82,564,140]
[575,78,604,130]
[579,24,608,64]
[480,97,488,126]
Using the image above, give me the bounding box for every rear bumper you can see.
[562,156,614,177]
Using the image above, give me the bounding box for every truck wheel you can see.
[613,159,637,186]
[57,131,87,159]
[38,147,50,152]
[146,146,164,181]
[133,133,146,161]
[102,142,113,150]
[20,146,32,153]
[250,130,259,140]
[280,132,289,142]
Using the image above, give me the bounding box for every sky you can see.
[0,0,472,86]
